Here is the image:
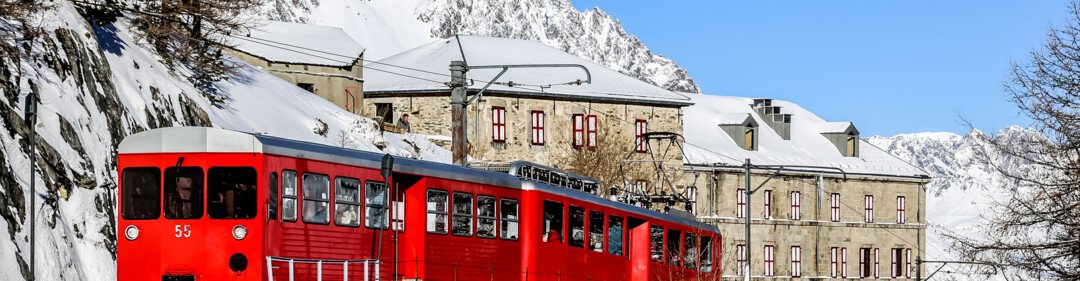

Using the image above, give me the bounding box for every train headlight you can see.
[124,225,139,241]
[232,225,247,240]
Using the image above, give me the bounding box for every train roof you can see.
[119,127,720,234]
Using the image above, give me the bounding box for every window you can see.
[302,174,330,224]
[650,226,664,262]
[426,189,449,234]
[165,167,204,219]
[297,83,315,93]
[568,206,585,248]
[334,178,361,227]
[875,248,881,278]
[491,107,506,142]
[608,216,624,255]
[860,248,872,278]
[572,114,585,147]
[586,115,598,147]
[588,210,605,252]
[121,167,161,220]
[500,199,519,240]
[684,233,698,270]
[764,245,775,277]
[736,189,747,218]
[791,246,802,277]
[905,248,913,278]
[744,128,756,150]
[208,167,257,219]
[667,229,681,266]
[634,119,648,152]
[477,196,497,238]
[543,201,564,243]
[452,192,473,236]
[700,236,714,272]
[282,171,297,222]
[790,191,801,220]
[375,103,393,123]
[842,247,849,278]
[831,193,841,222]
[892,248,904,278]
[736,244,747,276]
[897,196,907,224]
[269,172,278,220]
[763,190,773,219]
[865,195,875,223]
[531,111,545,145]
[831,247,839,277]
[365,181,389,229]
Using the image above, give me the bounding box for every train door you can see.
[627,217,650,281]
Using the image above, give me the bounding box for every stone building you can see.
[362,36,693,199]
[680,94,929,279]
[227,21,365,114]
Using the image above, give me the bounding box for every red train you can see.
[116,127,721,281]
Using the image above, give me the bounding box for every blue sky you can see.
[573,1,1072,136]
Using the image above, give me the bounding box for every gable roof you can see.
[715,113,757,126]
[364,36,692,106]
[821,122,859,135]
[229,21,365,67]
[682,94,928,178]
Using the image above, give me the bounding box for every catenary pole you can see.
[744,158,751,281]
[449,61,468,166]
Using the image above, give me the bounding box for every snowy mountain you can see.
[0,3,448,280]
[867,126,1042,280]
[256,0,701,93]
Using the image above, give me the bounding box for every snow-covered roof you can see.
[229,21,365,67]
[715,113,756,126]
[683,94,928,178]
[821,121,857,134]
[364,36,692,106]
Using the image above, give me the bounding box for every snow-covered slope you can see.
[0,3,448,281]
[257,0,701,93]
[868,126,1041,280]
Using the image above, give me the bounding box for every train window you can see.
[426,189,449,234]
[588,210,604,252]
[365,181,389,229]
[542,201,564,243]
[281,170,297,222]
[334,178,361,227]
[476,196,497,238]
[164,167,204,219]
[452,192,473,236]
[607,216,624,256]
[269,172,278,220]
[208,167,257,219]
[568,206,585,248]
[500,199,519,240]
[684,233,698,270]
[650,225,664,262]
[700,236,714,272]
[667,229,682,266]
[302,173,330,224]
[121,167,161,220]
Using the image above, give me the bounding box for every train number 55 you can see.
[174,225,191,238]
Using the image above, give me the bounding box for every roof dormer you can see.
[716,113,759,151]
[820,122,860,157]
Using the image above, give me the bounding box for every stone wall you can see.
[683,169,927,279]
[225,50,364,114]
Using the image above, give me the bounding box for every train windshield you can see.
[121,167,161,220]
[208,167,258,219]
[165,167,204,219]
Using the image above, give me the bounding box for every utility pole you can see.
[743,158,751,281]
[449,61,468,166]
[24,91,37,281]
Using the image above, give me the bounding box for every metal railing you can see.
[266,256,381,281]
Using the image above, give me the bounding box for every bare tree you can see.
[556,124,655,200]
[948,2,1080,280]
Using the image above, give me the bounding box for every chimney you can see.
[750,99,792,140]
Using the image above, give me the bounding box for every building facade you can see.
[227,21,365,114]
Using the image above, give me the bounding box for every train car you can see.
[116,127,720,281]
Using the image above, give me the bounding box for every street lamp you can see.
[24,91,37,281]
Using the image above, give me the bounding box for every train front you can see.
[116,127,265,281]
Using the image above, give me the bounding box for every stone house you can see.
[227,21,365,114]
[680,94,930,279]
[362,36,693,199]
